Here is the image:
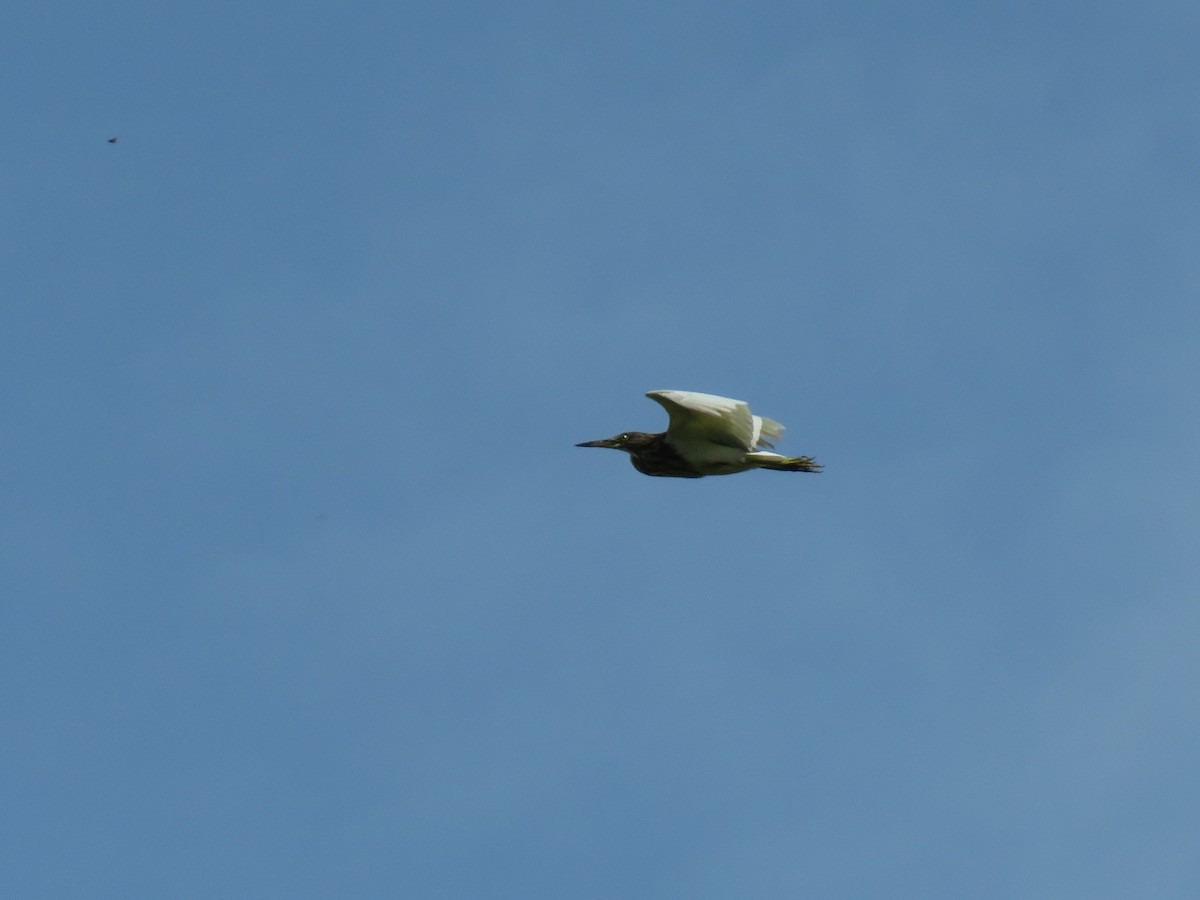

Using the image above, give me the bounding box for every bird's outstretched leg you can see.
[745,452,823,473]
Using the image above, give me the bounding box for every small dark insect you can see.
[107,137,118,144]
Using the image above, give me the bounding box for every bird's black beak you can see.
[576,438,617,448]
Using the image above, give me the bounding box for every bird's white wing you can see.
[647,390,761,451]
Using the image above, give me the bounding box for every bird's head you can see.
[575,431,658,454]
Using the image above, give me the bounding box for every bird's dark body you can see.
[620,432,704,478]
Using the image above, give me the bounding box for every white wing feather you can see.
[646,390,784,452]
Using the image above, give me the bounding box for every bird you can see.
[106,137,118,144]
[576,390,822,478]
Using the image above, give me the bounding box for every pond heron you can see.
[577,390,822,478]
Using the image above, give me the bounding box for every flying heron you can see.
[577,390,822,478]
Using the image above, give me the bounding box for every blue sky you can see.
[5,2,1200,897]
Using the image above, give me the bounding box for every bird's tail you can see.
[745,451,822,473]
[753,416,785,449]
